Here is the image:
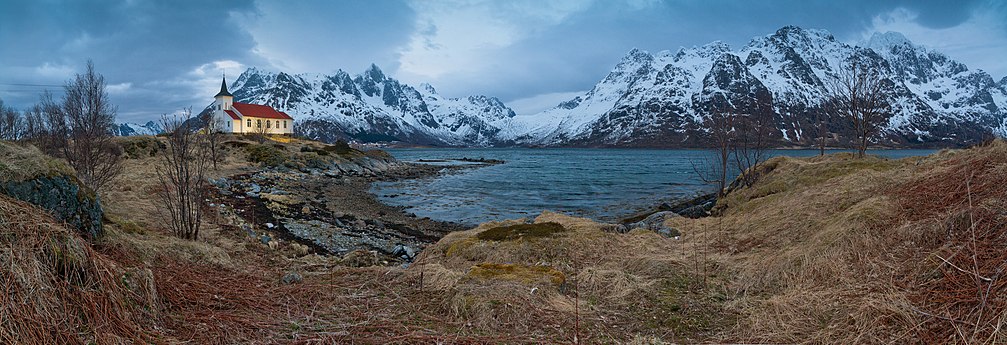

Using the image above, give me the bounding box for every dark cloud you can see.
[0,0,1002,121]
[0,0,262,120]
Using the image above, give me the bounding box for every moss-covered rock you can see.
[475,222,566,241]
[0,142,104,239]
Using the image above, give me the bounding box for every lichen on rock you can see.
[0,142,104,239]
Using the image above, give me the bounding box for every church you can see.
[211,77,294,135]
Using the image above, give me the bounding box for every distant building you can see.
[211,76,293,135]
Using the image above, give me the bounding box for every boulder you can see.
[628,211,682,238]
[391,244,417,260]
[281,271,303,285]
[0,143,104,239]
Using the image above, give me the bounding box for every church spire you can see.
[214,75,233,97]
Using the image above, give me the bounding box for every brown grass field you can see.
[2,136,1006,344]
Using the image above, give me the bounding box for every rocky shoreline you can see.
[208,156,499,263]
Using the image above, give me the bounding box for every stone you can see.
[391,244,417,260]
[281,272,303,285]
[259,234,272,244]
[266,222,275,229]
[1,175,103,239]
[628,211,682,238]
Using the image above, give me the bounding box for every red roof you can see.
[224,110,240,120]
[232,102,293,120]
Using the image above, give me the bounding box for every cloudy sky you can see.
[1,0,1005,122]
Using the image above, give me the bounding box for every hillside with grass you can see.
[1,135,1004,343]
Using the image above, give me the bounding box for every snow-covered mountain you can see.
[113,121,163,136]
[228,26,1007,147]
[507,26,1007,147]
[227,65,514,146]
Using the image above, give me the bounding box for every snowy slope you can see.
[228,65,514,146]
[507,26,1007,147]
[229,26,1007,147]
[113,121,163,136]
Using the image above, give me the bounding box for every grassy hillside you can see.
[2,136,1004,343]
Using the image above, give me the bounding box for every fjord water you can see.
[371,148,935,226]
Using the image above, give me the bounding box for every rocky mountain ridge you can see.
[228,26,1007,147]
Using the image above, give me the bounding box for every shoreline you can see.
[208,159,499,261]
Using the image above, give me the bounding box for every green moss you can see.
[467,263,566,286]
[475,222,566,241]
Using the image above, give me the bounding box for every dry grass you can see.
[0,195,158,344]
[660,140,1007,343]
[0,141,75,182]
[413,211,735,343]
[13,132,1007,343]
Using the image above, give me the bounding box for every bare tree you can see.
[692,100,736,199]
[731,94,774,188]
[249,118,269,143]
[815,107,828,156]
[60,61,124,192]
[201,111,225,170]
[155,108,209,240]
[825,57,890,158]
[24,61,124,192]
[0,98,25,141]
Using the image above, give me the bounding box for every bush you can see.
[118,136,164,159]
[246,144,288,167]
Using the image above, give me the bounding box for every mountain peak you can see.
[622,48,653,62]
[419,82,437,95]
[701,40,731,53]
[867,31,914,51]
[365,64,385,81]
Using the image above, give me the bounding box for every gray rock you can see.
[260,234,272,244]
[281,272,303,285]
[241,224,255,237]
[628,211,682,238]
[391,244,418,260]
[1,175,103,239]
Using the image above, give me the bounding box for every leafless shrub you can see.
[692,100,736,198]
[155,108,208,240]
[200,111,225,170]
[824,56,891,158]
[249,118,269,143]
[0,99,25,141]
[731,94,774,188]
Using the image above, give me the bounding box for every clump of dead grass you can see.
[0,195,158,344]
[890,139,1007,343]
[0,141,75,182]
[411,211,733,342]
